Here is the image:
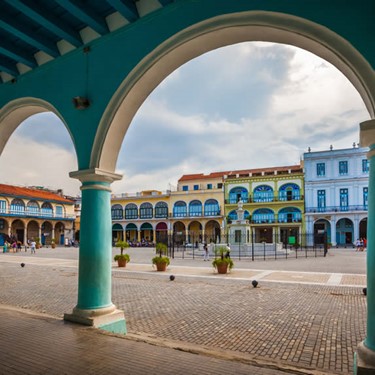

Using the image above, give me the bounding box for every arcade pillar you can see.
[356,119,375,374]
[64,169,126,334]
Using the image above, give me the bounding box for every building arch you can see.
[336,218,354,246]
[204,199,220,216]
[26,200,40,216]
[252,208,275,224]
[112,223,124,243]
[189,200,202,217]
[205,220,221,243]
[278,183,301,201]
[155,202,168,218]
[125,223,138,243]
[140,202,153,219]
[10,198,25,215]
[173,201,187,217]
[253,185,274,202]
[155,222,168,245]
[278,207,302,223]
[41,202,53,217]
[125,203,138,220]
[94,11,375,172]
[229,187,248,204]
[55,222,65,245]
[111,204,123,220]
[360,217,368,239]
[0,98,76,159]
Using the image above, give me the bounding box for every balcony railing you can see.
[0,209,75,220]
[225,195,304,204]
[306,205,368,213]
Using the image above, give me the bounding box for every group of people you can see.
[355,238,367,252]
[2,239,36,254]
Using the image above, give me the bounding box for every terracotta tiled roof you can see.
[0,184,75,204]
[178,164,302,181]
[178,172,228,182]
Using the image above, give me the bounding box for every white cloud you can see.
[0,135,80,196]
[1,42,369,195]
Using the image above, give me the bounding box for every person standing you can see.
[30,240,36,254]
[203,243,209,261]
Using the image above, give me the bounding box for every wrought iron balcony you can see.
[0,209,75,220]
[225,195,304,204]
[306,205,368,213]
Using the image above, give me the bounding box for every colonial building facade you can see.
[111,173,225,245]
[304,146,369,246]
[223,165,305,245]
[0,184,75,246]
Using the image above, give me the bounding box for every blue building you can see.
[304,146,368,246]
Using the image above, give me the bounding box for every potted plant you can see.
[51,238,56,249]
[35,237,41,249]
[212,245,234,274]
[152,242,170,271]
[114,240,130,267]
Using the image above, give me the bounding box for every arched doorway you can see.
[360,218,368,239]
[125,223,138,243]
[112,223,123,244]
[11,219,25,243]
[314,219,331,245]
[55,222,65,245]
[188,221,202,246]
[41,221,53,246]
[205,220,221,243]
[173,221,186,245]
[336,218,354,246]
[140,222,153,244]
[156,222,168,244]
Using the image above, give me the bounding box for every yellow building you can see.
[111,173,225,246]
[0,184,75,246]
[111,190,171,245]
[170,173,225,245]
[224,165,305,245]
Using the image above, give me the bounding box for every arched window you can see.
[26,200,39,216]
[125,203,138,219]
[10,199,25,214]
[253,185,274,202]
[252,208,275,224]
[41,202,53,217]
[204,199,220,216]
[155,202,168,218]
[279,183,301,201]
[278,207,302,223]
[229,187,248,204]
[140,202,153,219]
[111,204,123,220]
[228,210,237,221]
[173,201,187,217]
[189,200,202,216]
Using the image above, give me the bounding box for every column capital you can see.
[69,168,122,184]
[360,119,375,148]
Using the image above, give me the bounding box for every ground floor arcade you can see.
[0,217,74,246]
[305,214,368,247]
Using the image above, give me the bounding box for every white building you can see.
[304,146,368,246]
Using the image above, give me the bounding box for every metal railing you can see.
[0,209,75,220]
[167,232,326,261]
[225,195,304,204]
[306,205,368,213]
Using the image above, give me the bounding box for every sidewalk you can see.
[0,248,367,374]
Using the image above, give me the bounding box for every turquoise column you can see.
[64,169,126,334]
[356,119,375,374]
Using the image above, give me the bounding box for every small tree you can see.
[115,240,129,256]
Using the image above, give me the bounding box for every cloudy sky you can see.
[0,42,369,196]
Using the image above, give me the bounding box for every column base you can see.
[64,304,127,334]
[355,341,375,374]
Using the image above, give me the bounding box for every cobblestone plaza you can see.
[0,247,367,374]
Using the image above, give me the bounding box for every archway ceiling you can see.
[0,0,172,82]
